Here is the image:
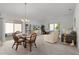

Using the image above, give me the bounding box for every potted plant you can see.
[33,25,40,33]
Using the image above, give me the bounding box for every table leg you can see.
[23,42,27,48]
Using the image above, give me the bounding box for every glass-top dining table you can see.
[16,33,31,48]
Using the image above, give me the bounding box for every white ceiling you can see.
[0,3,76,21]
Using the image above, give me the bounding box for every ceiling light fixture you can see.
[21,3,30,23]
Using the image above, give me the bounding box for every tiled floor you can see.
[0,35,79,55]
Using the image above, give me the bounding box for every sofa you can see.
[61,31,77,46]
[43,31,59,43]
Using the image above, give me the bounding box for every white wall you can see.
[74,4,79,48]
[58,15,73,33]
[0,13,42,34]
[0,10,74,41]
[39,15,73,34]
[0,18,5,42]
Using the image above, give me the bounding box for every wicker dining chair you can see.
[24,33,37,52]
[12,33,25,50]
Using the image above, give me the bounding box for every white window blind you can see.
[50,24,54,31]
[14,24,22,32]
[5,23,13,33]
[5,23,22,33]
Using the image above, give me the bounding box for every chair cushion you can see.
[18,38,25,42]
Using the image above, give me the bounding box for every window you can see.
[14,24,22,32]
[50,24,54,31]
[5,23,13,33]
[50,24,59,31]
[55,24,58,29]
[5,23,22,33]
